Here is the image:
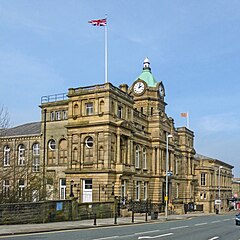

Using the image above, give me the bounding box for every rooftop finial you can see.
[143,57,150,70]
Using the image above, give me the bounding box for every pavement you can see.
[0,212,227,237]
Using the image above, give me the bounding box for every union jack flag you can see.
[88,18,107,26]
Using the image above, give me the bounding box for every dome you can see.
[136,58,158,87]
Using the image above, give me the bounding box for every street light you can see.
[218,166,223,214]
[165,133,173,220]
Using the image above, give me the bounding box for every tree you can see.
[0,107,51,203]
[0,105,10,136]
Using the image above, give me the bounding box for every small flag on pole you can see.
[180,112,190,129]
[180,112,188,118]
[88,18,107,26]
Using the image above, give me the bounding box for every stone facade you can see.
[194,154,233,213]
[0,59,234,213]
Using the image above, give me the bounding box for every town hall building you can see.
[0,58,233,213]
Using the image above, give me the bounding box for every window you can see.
[118,105,123,118]
[50,111,55,121]
[143,148,147,169]
[200,192,207,200]
[84,179,92,189]
[62,110,68,120]
[48,139,56,150]
[136,181,141,200]
[32,158,40,172]
[32,143,40,172]
[204,193,207,199]
[85,136,93,148]
[18,144,25,165]
[60,178,66,200]
[86,103,93,115]
[59,139,67,164]
[3,179,10,198]
[127,109,131,119]
[18,179,25,199]
[121,180,126,201]
[48,140,56,165]
[32,190,39,202]
[143,182,148,200]
[33,143,40,155]
[150,107,153,115]
[55,111,61,120]
[3,145,10,166]
[201,173,206,186]
[135,145,140,168]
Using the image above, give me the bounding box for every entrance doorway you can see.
[82,179,92,202]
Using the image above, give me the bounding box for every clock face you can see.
[133,81,145,94]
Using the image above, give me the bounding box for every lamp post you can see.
[165,133,173,220]
[218,166,223,214]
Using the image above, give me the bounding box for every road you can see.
[1,213,239,240]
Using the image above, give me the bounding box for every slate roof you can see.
[1,122,41,137]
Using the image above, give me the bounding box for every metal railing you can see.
[41,93,68,104]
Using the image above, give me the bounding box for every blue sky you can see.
[0,1,239,176]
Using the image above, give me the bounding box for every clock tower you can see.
[130,58,167,115]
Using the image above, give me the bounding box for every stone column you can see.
[80,135,84,169]
[116,133,121,164]
[127,138,131,165]
[68,135,72,169]
[95,132,98,168]
[104,132,111,168]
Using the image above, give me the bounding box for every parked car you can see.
[236,213,240,225]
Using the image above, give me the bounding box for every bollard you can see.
[132,209,134,223]
[93,213,97,225]
[114,212,117,224]
[145,211,148,222]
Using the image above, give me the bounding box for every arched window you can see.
[18,144,25,165]
[33,143,40,155]
[48,139,56,165]
[84,136,94,163]
[59,139,67,164]
[135,145,140,168]
[3,145,10,166]
[32,143,40,172]
[142,148,147,169]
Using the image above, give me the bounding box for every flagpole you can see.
[187,112,189,129]
[105,15,108,83]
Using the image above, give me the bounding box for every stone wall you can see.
[0,200,115,225]
[77,201,115,220]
